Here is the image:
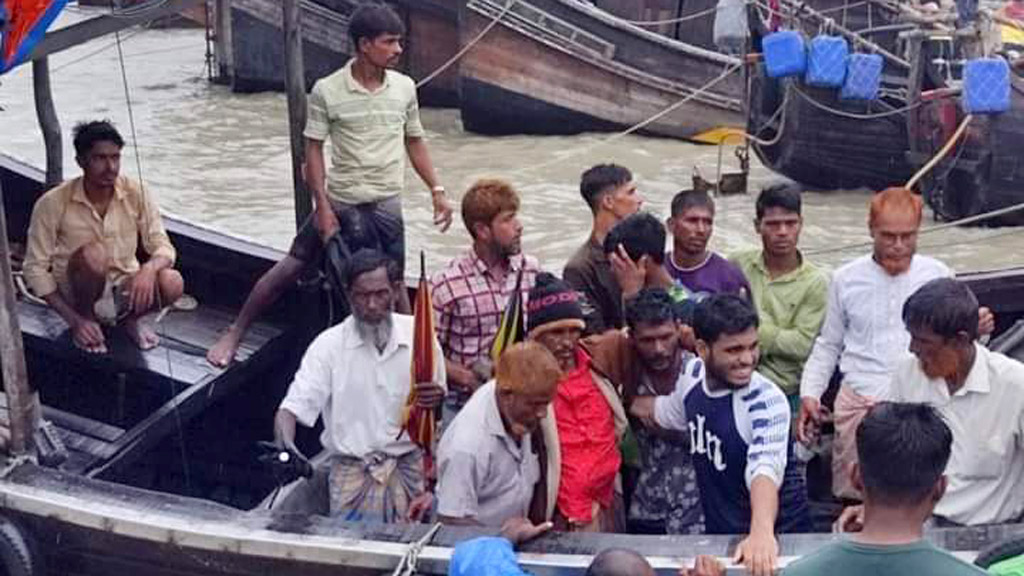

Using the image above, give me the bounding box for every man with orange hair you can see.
[796,187,993,500]
[432,179,542,413]
[436,341,562,527]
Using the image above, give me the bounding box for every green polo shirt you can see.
[304,60,426,204]
[731,250,829,396]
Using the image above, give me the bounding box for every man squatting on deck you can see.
[23,121,184,353]
[206,2,453,367]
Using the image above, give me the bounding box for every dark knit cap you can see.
[527,272,586,335]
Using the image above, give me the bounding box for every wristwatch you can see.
[431,185,446,196]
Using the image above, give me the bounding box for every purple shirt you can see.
[665,252,751,300]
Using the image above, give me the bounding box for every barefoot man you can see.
[23,120,184,353]
[206,2,452,367]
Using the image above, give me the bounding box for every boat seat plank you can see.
[0,392,126,475]
[16,298,284,388]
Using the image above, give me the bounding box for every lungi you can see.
[329,449,424,522]
[832,386,876,500]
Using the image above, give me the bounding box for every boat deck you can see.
[5,297,288,479]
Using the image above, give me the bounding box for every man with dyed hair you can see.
[432,179,541,414]
[436,341,562,527]
[797,187,994,500]
[564,163,644,334]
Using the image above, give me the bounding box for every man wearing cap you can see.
[436,342,562,527]
[527,273,629,532]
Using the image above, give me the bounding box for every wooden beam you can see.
[283,0,312,230]
[32,58,63,189]
[27,0,203,63]
[215,0,235,84]
[0,176,38,455]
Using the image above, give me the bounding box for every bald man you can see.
[586,549,655,576]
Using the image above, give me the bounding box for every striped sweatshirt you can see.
[654,358,810,534]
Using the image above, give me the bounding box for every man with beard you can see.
[563,164,644,334]
[207,2,453,367]
[436,342,562,527]
[797,187,995,500]
[836,279,1024,529]
[432,179,541,413]
[274,249,446,522]
[731,183,829,414]
[631,294,811,576]
[23,120,183,353]
[665,190,750,300]
[525,273,628,532]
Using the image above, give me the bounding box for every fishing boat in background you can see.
[225,0,460,105]
[457,0,746,140]
[747,0,1024,224]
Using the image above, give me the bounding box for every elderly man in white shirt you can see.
[796,187,994,500]
[836,278,1024,529]
[275,249,445,522]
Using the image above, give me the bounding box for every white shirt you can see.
[800,254,951,400]
[279,314,446,458]
[889,345,1024,526]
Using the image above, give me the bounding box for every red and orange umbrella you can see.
[402,252,439,480]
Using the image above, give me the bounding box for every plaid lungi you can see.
[329,449,424,522]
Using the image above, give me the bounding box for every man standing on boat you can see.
[630,294,811,576]
[207,2,453,367]
[23,120,184,353]
[730,183,828,416]
[563,163,644,334]
[525,273,628,532]
[274,249,446,522]
[435,342,561,527]
[664,190,751,301]
[585,288,705,535]
[836,279,1024,529]
[796,187,995,501]
[431,179,541,413]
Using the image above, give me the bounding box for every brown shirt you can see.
[23,176,176,298]
[563,238,622,335]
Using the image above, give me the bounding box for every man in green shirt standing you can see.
[731,183,828,412]
[784,402,988,576]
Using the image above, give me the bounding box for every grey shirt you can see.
[436,381,540,527]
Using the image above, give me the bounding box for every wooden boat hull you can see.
[457,0,744,140]
[4,155,1024,574]
[228,0,460,106]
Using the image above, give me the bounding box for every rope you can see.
[391,522,442,576]
[416,0,516,89]
[511,61,744,176]
[905,114,973,190]
[792,84,922,119]
[620,4,721,26]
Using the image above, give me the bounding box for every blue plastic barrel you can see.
[763,31,807,78]
[964,58,1011,114]
[841,53,884,100]
[805,35,848,87]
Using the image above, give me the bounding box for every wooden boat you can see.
[4,150,1024,573]
[748,0,1024,225]
[456,0,746,140]
[227,0,460,106]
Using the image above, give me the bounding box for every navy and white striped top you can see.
[654,358,810,534]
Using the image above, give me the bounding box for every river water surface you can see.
[3,7,1023,276]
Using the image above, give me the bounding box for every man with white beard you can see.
[274,249,446,522]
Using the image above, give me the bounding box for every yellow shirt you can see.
[303,60,426,205]
[22,176,177,298]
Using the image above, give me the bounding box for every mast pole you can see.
[283,0,312,230]
[214,0,234,84]
[33,58,63,188]
[0,177,38,456]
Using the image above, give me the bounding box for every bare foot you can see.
[124,317,160,350]
[207,326,242,367]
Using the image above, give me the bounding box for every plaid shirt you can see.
[431,250,541,371]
